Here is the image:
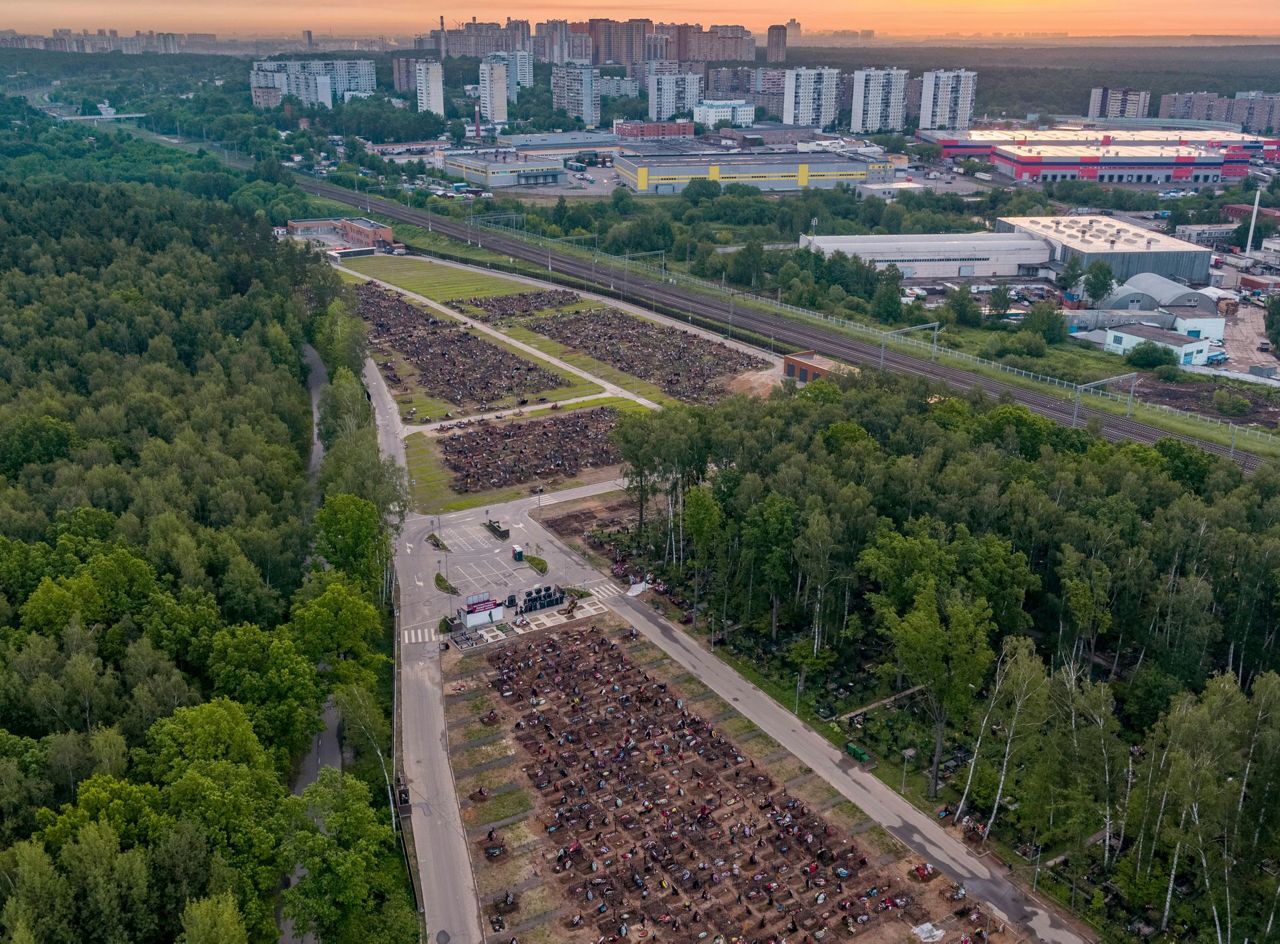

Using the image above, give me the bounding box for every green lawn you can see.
[343,254,526,301]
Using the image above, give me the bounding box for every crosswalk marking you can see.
[401,625,437,646]
[587,581,623,599]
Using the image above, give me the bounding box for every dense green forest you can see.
[610,378,1280,941]
[0,99,412,943]
[789,44,1280,118]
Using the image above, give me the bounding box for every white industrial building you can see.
[996,216,1212,284]
[649,73,703,121]
[849,68,909,134]
[693,100,755,127]
[415,61,444,116]
[783,67,839,128]
[1104,323,1213,365]
[919,69,977,131]
[798,232,1051,278]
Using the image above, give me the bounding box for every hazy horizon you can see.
[9,0,1280,40]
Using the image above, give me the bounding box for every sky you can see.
[10,0,1280,37]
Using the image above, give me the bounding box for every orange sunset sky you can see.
[8,0,1280,36]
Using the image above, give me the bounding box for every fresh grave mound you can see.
[526,308,770,403]
[449,290,582,322]
[438,407,620,493]
[357,282,560,407]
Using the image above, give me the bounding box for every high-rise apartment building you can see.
[785,19,801,44]
[415,61,444,116]
[552,64,601,127]
[250,59,375,109]
[479,60,510,122]
[588,18,652,67]
[653,23,754,63]
[649,73,703,121]
[919,69,976,131]
[849,67,909,133]
[599,76,641,97]
[429,19,527,58]
[782,67,838,128]
[766,25,787,64]
[393,57,433,93]
[1087,87,1150,119]
[1159,90,1280,133]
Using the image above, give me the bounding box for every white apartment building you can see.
[1087,87,1151,120]
[552,65,601,127]
[919,69,976,131]
[694,99,755,127]
[782,67,838,128]
[250,59,376,109]
[849,67,908,134]
[649,73,703,121]
[415,61,444,116]
[479,60,510,122]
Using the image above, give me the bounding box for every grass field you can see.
[343,255,526,301]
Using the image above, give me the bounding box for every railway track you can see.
[298,177,1266,473]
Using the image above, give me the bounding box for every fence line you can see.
[477,220,1280,450]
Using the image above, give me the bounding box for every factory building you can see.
[990,145,1245,183]
[997,216,1212,284]
[495,131,625,160]
[443,154,566,188]
[798,232,1052,278]
[1103,323,1212,365]
[616,152,893,195]
[612,120,695,139]
[917,127,1280,162]
[1098,273,1219,313]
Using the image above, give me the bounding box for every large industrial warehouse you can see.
[442,154,566,188]
[991,145,1243,183]
[996,216,1212,283]
[798,232,1052,278]
[616,152,895,195]
[917,127,1280,162]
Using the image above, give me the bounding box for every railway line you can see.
[298,177,1266,472]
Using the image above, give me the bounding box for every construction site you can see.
[443,618,1016,944]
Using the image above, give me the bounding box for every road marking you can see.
[414,576,423,587]
[401,623,438,646]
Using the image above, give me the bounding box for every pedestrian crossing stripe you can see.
[401,626,435,645]
[587,581,623,598]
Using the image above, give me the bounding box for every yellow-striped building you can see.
[615,152,895,195]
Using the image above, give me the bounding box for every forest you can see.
[0,100,413,943]
[608,375,1280,941]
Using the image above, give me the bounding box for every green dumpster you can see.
[845,742,870,763]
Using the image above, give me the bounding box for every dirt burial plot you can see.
[524,308,771,404]
[460,620,996,944]
[356,282,563,409]
[438,407,620,494]
[449,290,583,323]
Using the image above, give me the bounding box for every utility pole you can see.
[881,322,941,370]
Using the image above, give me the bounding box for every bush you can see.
[987,329,1047,359]
[1153,364,1185,383]
[1211,389,1251,417]
[525,555,548,575]
[1125,341,1177,369]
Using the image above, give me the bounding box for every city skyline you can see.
[7,0,1280,38]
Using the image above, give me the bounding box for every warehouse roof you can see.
[1110,323,1204,347]
[922,128,1266,146]
[803,232,1050,256]
[1121,273,1204,304]
[993,145,1221,160]
[617,151,875,167]
[1000,216,1208,254]
[497,132,620,147]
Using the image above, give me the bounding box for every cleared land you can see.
[442,618,1014,944]
[343,254,526,301]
